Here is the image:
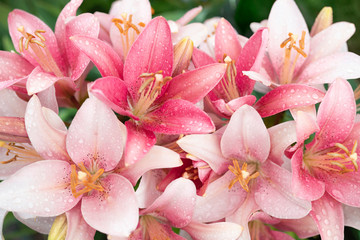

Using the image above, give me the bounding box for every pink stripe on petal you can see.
[142,99,215,134]
[254,84,324,117]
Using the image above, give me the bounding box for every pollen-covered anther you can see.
[70,162,105,198]
[0,141,41,164]
[228,160,259,192]
[279,31,307,84]
[182,165,199,181]
[326,141,358,173]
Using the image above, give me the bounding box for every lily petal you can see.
[65,203,96,240]
[0,51,33,87]
[66,97,124,171]
[215,18,242,62]
[0,89,27,117]
[183,221,243,240]
[192,47,216,68]
[81,174,138,237]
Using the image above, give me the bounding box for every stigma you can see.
[17,26,63,77]
[112,13,146,59]
[228,159,259,192]
[70,162,104,198]
[279,31,307,84]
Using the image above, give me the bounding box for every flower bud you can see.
[48,214,67,240]
[310,7,333,36]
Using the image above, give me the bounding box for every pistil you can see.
[17,26,63,77]
[280,31,307,84]
[217,55,240,102]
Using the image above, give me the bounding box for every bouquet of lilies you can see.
[1,0,360,239]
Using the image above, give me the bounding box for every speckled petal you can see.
[0,51,33,87]
[66,97,125,171]
[81,174,138,237]
[0,160,79,216]
[192,47,216,68]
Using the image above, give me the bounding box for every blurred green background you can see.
[0,0,359,239]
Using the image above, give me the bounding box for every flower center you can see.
[112,13,146,59]
[215,55,239,102]
[17,26,63,77]
[228,159,259,192]
[70,162,104,198]
[0,141,41,164]
[279,31,307,84]
[304,141,358,174]
[132,71,172,118]
[140,215,171,240]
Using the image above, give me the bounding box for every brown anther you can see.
[34,30,46,42]
[138,22,146,27]
[1,156,17,164]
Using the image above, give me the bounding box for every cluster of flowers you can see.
[0,0,360,239]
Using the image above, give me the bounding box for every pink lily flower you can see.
[3,0,99,107]
[72,16,226,165]
[0,96,139,237]
[245,0,360,89]
[192,18,268,119]
[177,104,311,223]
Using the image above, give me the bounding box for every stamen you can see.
[305,140,358,173]
[17,26,63,77]
[214,55,239,102]
[0,141,41,164]
[279,31,307,84]
[70,162,105,198]
[228,160,259,192]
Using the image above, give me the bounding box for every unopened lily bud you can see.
[48,214,67,240]
[310,7,333,36]
[173,37,194,77]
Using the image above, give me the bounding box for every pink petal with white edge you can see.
[141,178,196,228]
[275,215,319,239]
[192,170,247,223]
[215,18,242,62]
[66,97,124,171]
[25,95,69,160]
[268,121,296,166]
[8,10,65,73]
[176,6,202,26]
[14,213,55,234]
[291,148,325,201]
[343,204,360,230]
[255,160,312,219]
[192,47,216,68]
[183,221,242,240]
[267,0,309,75]
[109,0,152,24]
[65,203,96,240]
[254,84,324,117]
[177,133,229,175]
[55,0,83,55]
[221,105,270,163]
[0,51,33,83]
[121,145,182,185]
[313,78,355,150]
[0,160,79,216]
[298,52,360,84]
[71,35,124,78]
[236,28,268,96]
[65,13,100,81]
[212,95,256,118]
[89,77,136,119]
[26,67,69,95]
[142,99,215,134]
[124,17,173,101]
[159,63,226,104]
[124,121,156,166]
[81,174,138,237]
[310,193,344,240]
[0,89,27,117]
[308,22,355,63]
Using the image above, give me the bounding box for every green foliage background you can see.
[0,0,359,239]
